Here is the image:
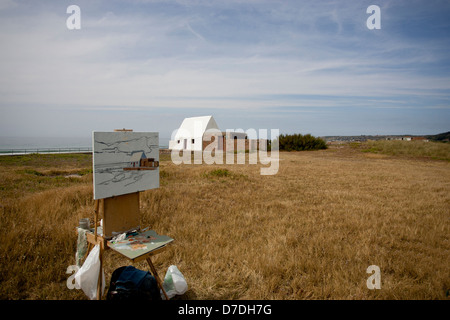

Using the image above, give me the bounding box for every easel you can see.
[82,128,170,300]
[85,193,170,300]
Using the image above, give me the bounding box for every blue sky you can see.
[0,0,449,144]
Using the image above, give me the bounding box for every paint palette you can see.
[107,229,174,260]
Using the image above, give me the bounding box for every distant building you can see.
[169,115,266,152]
[412,137,429,142]
[169,116,221,152]
[385,137,403,141]
[385,136,429,142]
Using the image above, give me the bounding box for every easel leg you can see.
[93,199,103,300]
[83,242,93,261]
[94,200,100,242]
[146,257,169,300]
[96,245,103,300]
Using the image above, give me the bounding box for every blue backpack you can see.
[106,266,161,300]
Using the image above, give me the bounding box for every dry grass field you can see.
[0,141,449,300]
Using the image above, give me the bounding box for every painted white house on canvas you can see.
[92,131,159,200]
[169,115,221,152]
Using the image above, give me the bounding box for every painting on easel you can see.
[92,131,159,200]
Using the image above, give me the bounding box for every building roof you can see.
[130,152,144,162]
[173,115,220,139]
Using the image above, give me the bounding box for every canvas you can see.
[92,131,159,200]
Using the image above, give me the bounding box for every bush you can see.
[276,133,327,151]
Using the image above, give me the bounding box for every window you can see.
[192,139,195,144]
[177,140,180,144]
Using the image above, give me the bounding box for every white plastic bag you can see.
[74,244,105,300]
[162,265,188,299]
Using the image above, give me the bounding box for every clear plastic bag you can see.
[162,265,188,299]
[74,244,105,300]
[75,227,88,267]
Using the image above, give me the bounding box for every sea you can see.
[0,136,170,154]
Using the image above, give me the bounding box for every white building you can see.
[169,115,221,152]
[169,115,267,152]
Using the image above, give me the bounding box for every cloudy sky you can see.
[0,0,449,145]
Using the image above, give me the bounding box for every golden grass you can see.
[362,140,450,161]
[0,145,449,300]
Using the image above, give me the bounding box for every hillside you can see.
[426,131,450,142]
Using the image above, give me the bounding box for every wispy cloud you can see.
[0,0,449,137]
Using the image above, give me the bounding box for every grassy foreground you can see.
[0,142,449,300]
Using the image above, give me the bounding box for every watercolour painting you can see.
[92,131,159,200]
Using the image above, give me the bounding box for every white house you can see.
[169,115,267,152]
[169,115,221,152]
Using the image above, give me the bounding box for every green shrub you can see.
[275,133,327,151]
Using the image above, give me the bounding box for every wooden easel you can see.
[86,193,170,300]
[83,128,170,300]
